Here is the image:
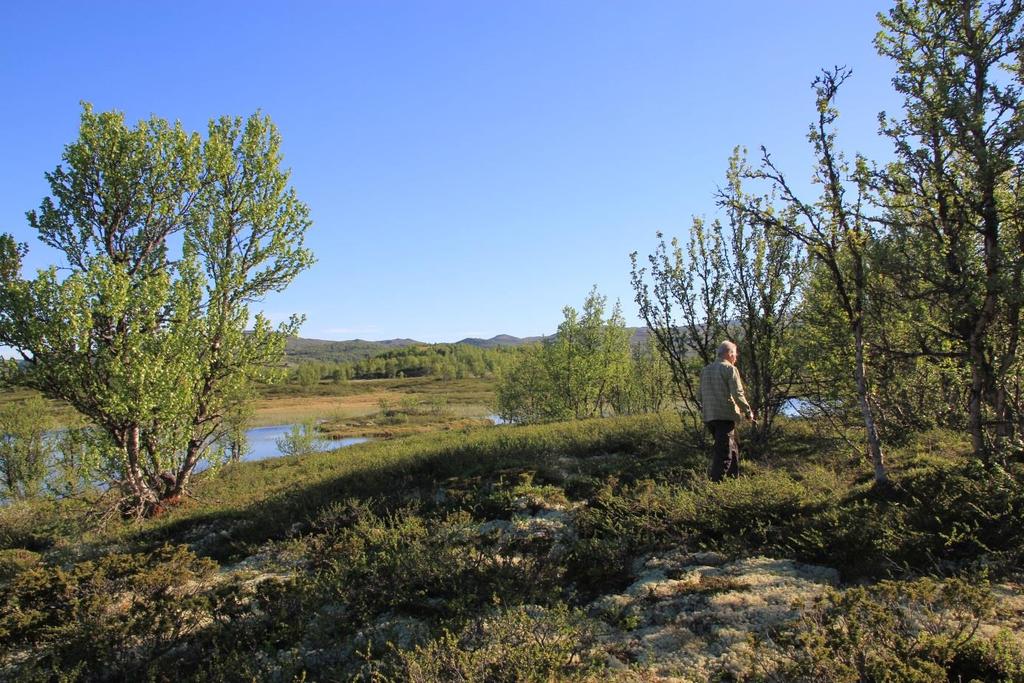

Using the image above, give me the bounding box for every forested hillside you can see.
[284,337,423,364]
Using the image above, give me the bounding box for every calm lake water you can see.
[243,424,368,462]
[30,417,493,486]
[237,428,370,464]
[192,425,369,473]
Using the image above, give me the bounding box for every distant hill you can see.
[285,327,654,364]
[630,326,651,347]
[454,334,546,349]
[456,329,651,349]
[284,337,424,364]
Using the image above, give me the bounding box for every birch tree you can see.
[0,105,314,516]
[875,0,1024,457]
[730,68,890,485]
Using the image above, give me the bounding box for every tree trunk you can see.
[966,91,1003,458]
[122,424,160,516]
[171,438,205,502]
[854,326,888,485]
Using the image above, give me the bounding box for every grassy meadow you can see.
[0,375,497,433]
[1,411,1022,681]
[253,376,497,436]
[0,386,79,425]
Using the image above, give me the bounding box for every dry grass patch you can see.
[251,391,408,426]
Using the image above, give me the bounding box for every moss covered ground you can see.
[1,414,1022,681]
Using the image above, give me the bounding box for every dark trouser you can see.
[706,420,739,482]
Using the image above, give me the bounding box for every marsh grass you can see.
[1,376,497,431]
[0,387,78,425]
[317,393,495,438]
[250,376,495,430]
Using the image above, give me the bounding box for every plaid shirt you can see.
[699,359,752,423]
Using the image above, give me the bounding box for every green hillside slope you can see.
[1,415,1022,680]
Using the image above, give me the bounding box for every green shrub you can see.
[947,629,1024,682]
[0,397,52,501]
[568,478,696,596]
[689,469,824,553]
[788,496,905,579]
[796,458,1024,580]
[184,574,309,682]
[0,544,217,680]
[775,577,1003,682]
[687,457,1024,582]
[382,410,409,425]
[302,507,571,639]
[308,496,380,535]
[0,548,40,583]
[900,460,1024,570]
[0,500,58,552]
[276,419,319,459]
[397,604,605,682]
[478,471,570,519]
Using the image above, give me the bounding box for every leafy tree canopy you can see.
[0,104,314,516]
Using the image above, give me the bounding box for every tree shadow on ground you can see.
[130,416,692,562]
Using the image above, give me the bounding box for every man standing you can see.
[699,341,754,481]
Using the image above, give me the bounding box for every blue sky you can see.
[1,1,899,343]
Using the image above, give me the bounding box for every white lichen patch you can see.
[590,553,838,680]
[978,582,1024,647]
[509,490,569,513]
[588,556,1024,681]
[474,506,578,561]
[476,519,512,536]
[217,538,309,589]
[509,514,571,540]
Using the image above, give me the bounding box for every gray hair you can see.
[717,341,737,360]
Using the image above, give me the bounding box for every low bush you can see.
[0,548,40,583]
[310,509,571,617]
[773,576,1018,682]
[568,478,696,596]
[0,500,58,552]
[689,468,831,554]
[899,460,1024,571]
[397,604,606,682]
[947,629,1024,682]
[0,416,1021,680]
[0,545,217,680]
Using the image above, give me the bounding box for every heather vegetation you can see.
[1,1,1024,680]
[0,417,1021,680]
